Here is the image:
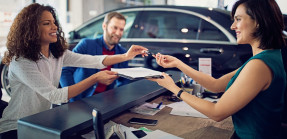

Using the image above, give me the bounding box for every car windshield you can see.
[75,11,138,39]
[128,10,229,41]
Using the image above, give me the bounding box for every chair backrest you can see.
[281,47,287,123]
[0,91,2,101]
[92,108,105,139]
[283,92,287,123]
[0,89,8,118]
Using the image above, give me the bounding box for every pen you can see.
[156,102,163,109]
[146,106,159,110]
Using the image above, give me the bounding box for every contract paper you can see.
[111,67,164,80]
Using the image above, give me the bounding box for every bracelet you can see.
[177,90,184,98]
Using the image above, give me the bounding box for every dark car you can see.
[68,5,253,78]
[1,5,287,96]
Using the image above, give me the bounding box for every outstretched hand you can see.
[93,70,118,85]
[152,53,180,69]
[148,72,177,91]
[125,45,148,60]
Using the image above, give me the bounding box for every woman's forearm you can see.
[176,61,225,93]
[102,54,129,66]
[167,83,227,121]
[102,45,147,66]
[67,75,97,99]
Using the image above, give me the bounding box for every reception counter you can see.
[18,71,181,139]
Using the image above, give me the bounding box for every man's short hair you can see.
[104,12,126,25]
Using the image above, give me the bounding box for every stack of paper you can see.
[105,123,126,139]
[167,101,208,118]
[130,103,165,116]
[142,130,182,139]
[111,67,164,80]
[166,97,219,118]
[81,120,183,139]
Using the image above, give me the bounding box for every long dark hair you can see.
[231,0,286,49]
[3,3,68,64]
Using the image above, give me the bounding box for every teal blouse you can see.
[225,49,286,139]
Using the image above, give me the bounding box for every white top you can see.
[0,50,107,133]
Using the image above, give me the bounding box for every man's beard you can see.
[105,28,121,46]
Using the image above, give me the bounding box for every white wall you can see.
[277,0,287,14]
[173,0,218,8]
[69,0,83,32]
[0,0,287,42]
[172,0,287,14]
[225,0,287,13]
[0,0,31,48]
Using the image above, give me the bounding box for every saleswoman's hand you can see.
[148,72,178,91]
[153,53,180,69]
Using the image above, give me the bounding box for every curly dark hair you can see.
[3,3,68,64]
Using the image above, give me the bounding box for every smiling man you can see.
[60,12,130,102]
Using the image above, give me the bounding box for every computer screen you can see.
[92,108,105,139]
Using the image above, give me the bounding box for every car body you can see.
[1,5,287,96]
[68,5,253,78]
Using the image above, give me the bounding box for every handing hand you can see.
[93,70,118,85]
[125,45,148,60]
[148,72,178,91]
[153,53,180,68]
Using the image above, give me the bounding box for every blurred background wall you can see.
[0,0,287,49]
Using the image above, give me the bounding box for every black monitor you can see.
[92,108,105,139]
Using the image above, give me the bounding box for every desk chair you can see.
[92,108,105,139]
[281,47,287,138]
[282,92,287,138]
[281,80,287,138]
[0,90,8,118]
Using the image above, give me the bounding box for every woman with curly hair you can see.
[0,3,147,138]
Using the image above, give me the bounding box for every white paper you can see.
[167,98,219,118]
[81,121,182,139]
[111,67,163,79]
[142,130,183,139]
[167,101,208,118]
[82,121,139,139]
[130,103,165,116]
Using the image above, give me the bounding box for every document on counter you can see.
[82,121,137,139]
[130,103,165,116]
[167,101,208,118]
[167,98,218,118]
[111,67,166,80]
[81,120,182,139]
[142,130,183,139]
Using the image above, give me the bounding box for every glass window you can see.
[76,11,138,39]
[197,20,228,41]
[129,11,228,41]
[77,18,104,39]
[122,12,137,38]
